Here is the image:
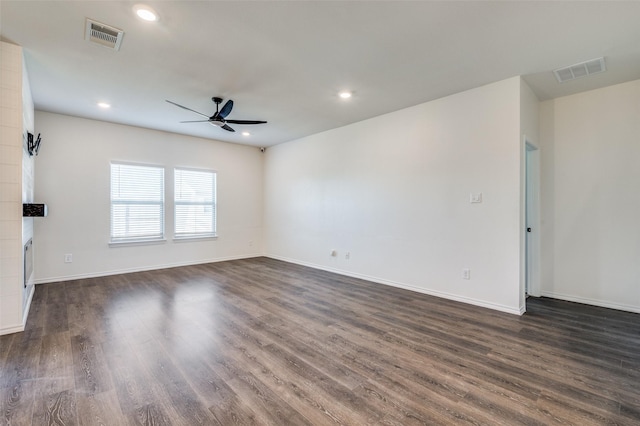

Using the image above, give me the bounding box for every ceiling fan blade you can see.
[165,100,209,118]
[221,124,235,132]
[180,120,211,123]
[218,100,234,118]
[225,119,267,125]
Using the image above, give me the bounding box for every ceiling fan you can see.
[165,97,267,132]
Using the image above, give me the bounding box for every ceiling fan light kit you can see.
[166,97,267,133]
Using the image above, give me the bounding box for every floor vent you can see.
[553,57,606,83]
[85,19,124,51]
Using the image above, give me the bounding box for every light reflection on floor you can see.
[105,275,224,361]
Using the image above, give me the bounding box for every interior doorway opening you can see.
[525,141,540,298]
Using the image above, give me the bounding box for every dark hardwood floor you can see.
[1,257,640,425]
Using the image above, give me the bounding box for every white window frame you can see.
[173,167,217,240]
[110,162,165,245]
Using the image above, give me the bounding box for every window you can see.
[110,163,164,243]
[174,168,217,239]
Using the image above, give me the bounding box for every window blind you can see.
[174,168,216,238]
[110,163,164,242]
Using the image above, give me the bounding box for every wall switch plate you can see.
[64,254,73,263]
[462,268,471,280]
[470,192,483,203]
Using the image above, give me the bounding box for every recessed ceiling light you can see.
[242,131,251,136]
[339,91,352,99]
[97,102,111,109]
[134,5,158,22]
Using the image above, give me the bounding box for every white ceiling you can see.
[2,1,640,147]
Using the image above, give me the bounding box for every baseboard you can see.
[34,254,263,284]
[31,253,525,315]
[0,323,25,336]
[22,284,35,324]
[0,286,35,336]
[540,291,640,314]
[266,255,523,315]
[519,303,527,315]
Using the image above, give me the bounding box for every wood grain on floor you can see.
[1,257,639,425]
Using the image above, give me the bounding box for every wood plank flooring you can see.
[2,257,640,425]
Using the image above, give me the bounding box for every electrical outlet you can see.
[64,254,73,263]
[248,240,253,247]
[462,268,470,280]
[345,252,350,260]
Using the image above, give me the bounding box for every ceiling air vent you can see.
[85,19,124,51]
[553,57,606,83]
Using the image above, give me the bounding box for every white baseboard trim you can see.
[0,323,25,336]
[22,284,35,324]
[0,286,35,336]
[267,255,523,315]
[30,253,525,316]
[34,254,263,284]
[540,291,640,314]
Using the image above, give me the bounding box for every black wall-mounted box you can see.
[23,203,48,217]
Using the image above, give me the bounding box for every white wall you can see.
[22,76,640,317]
[539,79,640,312]
[22,54,35,301]
[520,81,540,147]
[34,112,263,283]
[0,42,34,334]
[264,77,524,314]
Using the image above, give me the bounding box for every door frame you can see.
[524,138,541,301]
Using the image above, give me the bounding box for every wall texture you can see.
[33,112,264,283]
[539,79,640,312]
[264,77,524,314]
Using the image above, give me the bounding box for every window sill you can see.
[173,234,218,242]
[109,238,167,248]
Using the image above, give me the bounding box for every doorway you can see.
[525,141,540,298]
